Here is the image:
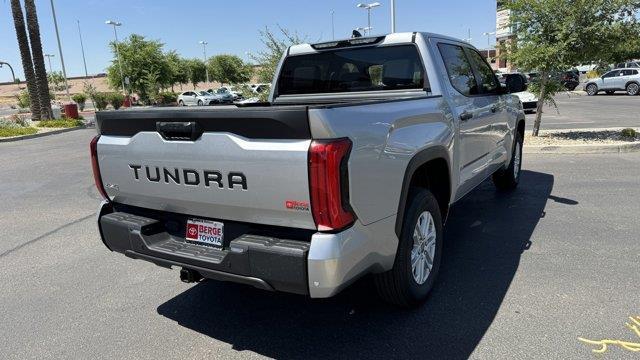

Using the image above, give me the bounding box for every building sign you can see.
[496,9,512,39]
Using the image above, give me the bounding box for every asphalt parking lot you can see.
[525,92,640,130]
[1,129,639,359]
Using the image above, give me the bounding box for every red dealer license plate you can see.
[185,218,224,248]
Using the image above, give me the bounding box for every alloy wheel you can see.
[411,211,437,285]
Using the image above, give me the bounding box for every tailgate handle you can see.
[156,122,202,141]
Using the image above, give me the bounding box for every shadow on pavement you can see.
[157,170,556,359]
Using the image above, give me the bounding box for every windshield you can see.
[276,45,426,96]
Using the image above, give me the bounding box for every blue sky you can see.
[0,0,498,82]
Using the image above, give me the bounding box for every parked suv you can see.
[92,32,525,307]
[585,68,640,96]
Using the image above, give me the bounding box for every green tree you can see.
[250,26,306,83]
[185,58,207,89]
[208,55,253,85]
[10,0,40,120]
[503,0,640,136]
[165,50,189,91]
[106,34,170,102]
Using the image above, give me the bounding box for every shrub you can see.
[72,93,87,111]
[92,92,109,111]
[15,90,30,108]
[155,91,178,105]
[621,128,637,139]
[109,93,125,110]
[586,70,601,79]
[37,119,84,128]
[0,127,37,137]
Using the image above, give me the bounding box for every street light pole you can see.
[50,0,71,101]
[199,41,209,84]
[357,2,381,36]
[483,31,496,49]
[106,20,126,94]
[77,20,89,78]
[330,10,335,40]
[391,0,396,33]
[44,54,55,73]
[0,62,17,83]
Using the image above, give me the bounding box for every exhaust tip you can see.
[180,268,202,283]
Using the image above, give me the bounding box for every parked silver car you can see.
[177,91,221,106]
[585,68,640,96]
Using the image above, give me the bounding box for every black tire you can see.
[586,84,598,96]
[197,100,203,106]
[626,83,639,96]
[493,132,523,190]
[178,100,184,106]
[605,90,615,95]
[374,188,443,307]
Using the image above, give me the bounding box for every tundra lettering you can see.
[94,32,525,307]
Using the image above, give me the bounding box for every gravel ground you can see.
[525,128,639,146]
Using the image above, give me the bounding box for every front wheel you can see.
[197,100,203,106]
[626,83,639,96]
[586,84,598,96]
[493,133,523,190]
[374,188,443,307]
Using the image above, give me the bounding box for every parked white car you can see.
[177,91,221,106]
[514,91,538,113]
[584,68,640,96]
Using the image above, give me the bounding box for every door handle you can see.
[460,112,473,121]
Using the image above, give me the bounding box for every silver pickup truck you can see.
[92,32,525,307]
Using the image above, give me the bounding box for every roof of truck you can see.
[288,32,467,56]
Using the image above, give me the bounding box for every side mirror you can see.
[505,74,526,94]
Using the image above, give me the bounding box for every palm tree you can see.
[24,0,52,119]
[10,0,40,120]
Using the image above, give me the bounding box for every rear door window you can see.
[276,45,426,95]
[437,43,478,96]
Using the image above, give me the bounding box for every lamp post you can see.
[50,0,71,101]
[0,62,17,83]
[356,2,381,36]
[105,20,126,94]
[44,53,55,73]
[330,10,335,40]
[390,0,396,33]
[77,20,89,78]
[199,41,210,84]
[483,31,496,49]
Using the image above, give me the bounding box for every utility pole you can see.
[105,20,126,94]
[77,20,89,78]
[330,10,335,40]
[50,0,71,101]
[44,53,55,73]
[391,0,396,33]
[199,41,209,84]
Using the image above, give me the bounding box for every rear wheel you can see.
[374,188,443,307]
[586,84,598,96]
[178,100,184,106]
[197,100,203,106]
[626,83,639,96]
[493,133,523,190]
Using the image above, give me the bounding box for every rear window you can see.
[276,45,426,95]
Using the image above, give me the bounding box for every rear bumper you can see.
[97,202,397,298]
[522,101,537,110]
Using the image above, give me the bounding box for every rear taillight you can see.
[90,135,110,201]
[308,138,355,231]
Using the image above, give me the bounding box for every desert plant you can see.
[92,92,109,111]
[154,91,178,105]
[109,93,125,110]
[37,119,83,128]
[10,0,40,120]
[621,128,637,139]
[15,90,30,108]
[71,93,87,111]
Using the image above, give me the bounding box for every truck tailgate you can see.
[95,107,316,230]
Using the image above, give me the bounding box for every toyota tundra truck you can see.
[92,32,525,307]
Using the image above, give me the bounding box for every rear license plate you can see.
[185,218,224,248]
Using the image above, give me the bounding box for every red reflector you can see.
[309,138,355,231]
[90,135,110,201]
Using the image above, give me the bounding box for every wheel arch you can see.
[395,146,451,237]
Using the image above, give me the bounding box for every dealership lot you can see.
[525,92,640,130]
[1,129,638,359]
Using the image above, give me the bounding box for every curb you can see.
[524,142,640,154]
[0,125,87,143]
